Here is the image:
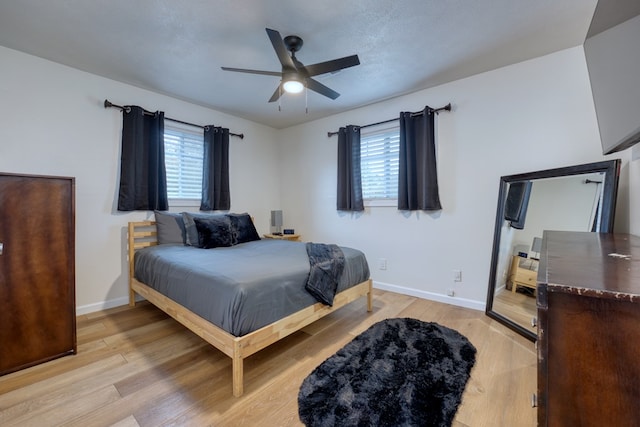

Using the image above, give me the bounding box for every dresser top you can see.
[539,231,640,300]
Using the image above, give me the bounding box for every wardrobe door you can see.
[0,173,76,375]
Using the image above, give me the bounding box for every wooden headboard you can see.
[127,221,158,289]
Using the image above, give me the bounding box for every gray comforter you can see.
[134,239,370,337]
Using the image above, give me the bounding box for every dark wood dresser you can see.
[537,231,640,426]
[0,173,76,375]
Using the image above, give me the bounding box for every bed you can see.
[127,218,372,397]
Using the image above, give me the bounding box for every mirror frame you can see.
[485,159,621,341]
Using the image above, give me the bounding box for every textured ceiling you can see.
[0,0,601,129]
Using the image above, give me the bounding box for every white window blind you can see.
[360,126,400,201]
[164,124,204,200]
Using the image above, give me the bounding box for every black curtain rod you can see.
[104,99,244,139]
[327,103,452,137]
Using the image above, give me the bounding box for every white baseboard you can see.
[76,283,485,316]
[76,295,144,316]
[373,281,486,312]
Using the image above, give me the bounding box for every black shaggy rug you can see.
[298,318,476,427]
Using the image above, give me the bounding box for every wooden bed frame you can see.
[128,221,373,397]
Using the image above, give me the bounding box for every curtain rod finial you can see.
[104,99,113,109]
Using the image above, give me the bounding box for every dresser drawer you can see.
[515,268,537,284]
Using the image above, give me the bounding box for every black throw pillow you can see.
[227,213,261,244]
[193,216,234,249]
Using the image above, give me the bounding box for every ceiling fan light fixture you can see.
[221,28,359,103]
[283,78,304,94]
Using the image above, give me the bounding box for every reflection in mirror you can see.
[485,160,621,341]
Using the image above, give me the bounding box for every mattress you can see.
[134,239,370,337]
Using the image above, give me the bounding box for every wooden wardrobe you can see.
[537,231,640,426]
[0,173,76,375]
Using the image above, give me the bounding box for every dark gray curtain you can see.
[398,107,442,211]
[201,126,230,211]
[337,125,364,211]
[505,181,532,229]
[117,106,168,211]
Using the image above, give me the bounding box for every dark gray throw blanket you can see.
[305,243,345,306]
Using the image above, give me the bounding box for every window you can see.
[360,126,400,205]
[164,123,204,204]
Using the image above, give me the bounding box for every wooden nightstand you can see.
[263,233,301,242]
[508,255,538,293]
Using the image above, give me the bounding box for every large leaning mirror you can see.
[485,159,621,341]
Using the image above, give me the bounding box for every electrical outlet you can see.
[378,258,387,270]
[453,270,462,282]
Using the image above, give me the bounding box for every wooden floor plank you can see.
[114,346,216,397]
[64,356,228,427]
[0,290,537,426]
[5,385,122,427]
[0,354,128,417]
[109,415,142,427]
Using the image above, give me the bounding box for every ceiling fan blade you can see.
[266,28,296,70]
[221,67,282,77]
[303,55,360,77]
[306,78,340,100]
[268,83,283,103]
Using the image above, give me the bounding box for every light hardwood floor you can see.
[0,289,537,426]
[492,288,537,335]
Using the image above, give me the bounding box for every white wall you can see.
[513,174,602,250]
[277,46,633,309]
[2,44,638,315]
[0,46,281,314]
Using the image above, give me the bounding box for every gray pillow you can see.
[154,211,186,244]
[181,212,227,246]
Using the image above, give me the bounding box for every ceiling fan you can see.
[221,28,360,103]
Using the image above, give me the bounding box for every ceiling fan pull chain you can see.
[305,83,308,114]
[278,84,282,111]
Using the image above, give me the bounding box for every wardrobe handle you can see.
[0,242,3,255]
